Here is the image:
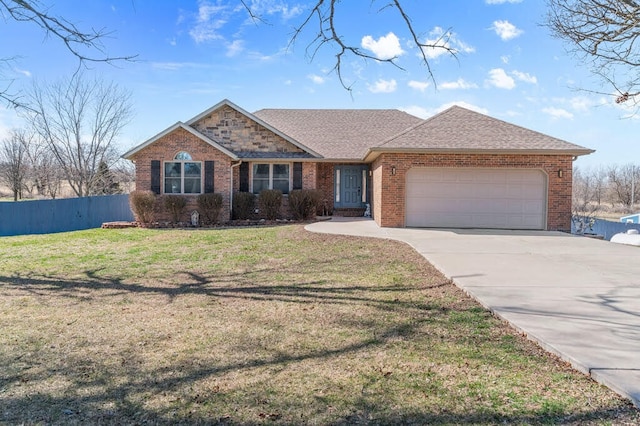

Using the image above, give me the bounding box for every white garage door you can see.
[406,168,547,229]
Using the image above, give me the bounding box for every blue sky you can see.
[1,0,638,168]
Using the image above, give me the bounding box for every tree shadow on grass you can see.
[1,313,637,425]
[1,268,638,424]
[0,266,446,313]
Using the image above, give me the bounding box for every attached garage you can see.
[405,168,547,230]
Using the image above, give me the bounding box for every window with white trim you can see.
[164,151,202,194]
[252,163,290,194]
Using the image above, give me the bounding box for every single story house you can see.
[123,99,593,231]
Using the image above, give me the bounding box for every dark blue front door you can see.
[337,166,365,208]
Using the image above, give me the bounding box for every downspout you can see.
[230,160,243,220]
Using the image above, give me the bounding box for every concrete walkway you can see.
[305,217,640,408]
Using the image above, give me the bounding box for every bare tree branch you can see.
[0,129,30,201]
[546,0,640,107]
[242,0,456,91]
[0,0,136,108]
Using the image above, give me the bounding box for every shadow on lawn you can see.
[1,317,636,425]
[0,267,447,311]
[1,271,638,424]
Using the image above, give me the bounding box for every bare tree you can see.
[0,0,136,108]
[20,129,62,198]
[607,163,640,209]
[572,165,603,233]
[110,158,136,193]
[242,0,457,90]
[0,129,30,201]
[546,0,640,107]
[23,73,133,197]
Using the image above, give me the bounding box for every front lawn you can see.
[0,226,637,425]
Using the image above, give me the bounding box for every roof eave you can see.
[121,122,239,160]
[362,147,596,162]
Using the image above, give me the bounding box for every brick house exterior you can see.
[123,99,593,231]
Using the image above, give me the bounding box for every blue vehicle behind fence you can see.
[573,215,640,240]
[620,213,640,224]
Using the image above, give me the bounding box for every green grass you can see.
[0,226,637,425]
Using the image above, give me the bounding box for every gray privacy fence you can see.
[572,216,640,240]
[0,194,134,237]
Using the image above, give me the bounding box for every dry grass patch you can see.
[0,225,637,425]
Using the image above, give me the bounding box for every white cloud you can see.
[512,70,537,84]
[501,55,510,64]
[420,26,475,60]
[408,80,430,92]
[486,68,515,89]
[440,78,478,90]
[308,74,325,84]
[189,1,229,43]
[401,105,431,119]
[486,0,523,4]
[439,101,488,115]
[151,62,207,70]
[240,2,302,20]
[15,68,31,77]
[226,39,244,56]
[361,32,404,60]
[569,96,594,112]
[542,107,574,120]
[368,79,397,93]
[491,20,523,41]
[401,101,488,119]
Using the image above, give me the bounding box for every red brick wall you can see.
[316,163,334,214]
[130,127,233,222]
[371,153,574,231]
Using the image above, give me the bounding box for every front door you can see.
[336,166,365,208]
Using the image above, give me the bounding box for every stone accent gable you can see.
[191,105,305,154]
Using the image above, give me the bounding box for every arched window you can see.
[164,151,202,194]
[175,151,192,160]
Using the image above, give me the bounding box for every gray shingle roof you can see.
[375,106,593,154]
[253,109,423,160]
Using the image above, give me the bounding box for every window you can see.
[252,163,290,194]
[164,151,202,194]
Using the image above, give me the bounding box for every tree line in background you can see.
[0,128,133,201]
[573,164,640,221]
[0,72,134,201]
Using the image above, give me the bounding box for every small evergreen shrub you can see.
[258,189,283,220]
[288,189,322,220]
[129,190,156,224]
[233,191,256,220]
[197,193,224,225]
[164,195,187,223]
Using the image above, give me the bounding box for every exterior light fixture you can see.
[391,166,396,175]
[558,169,563,178]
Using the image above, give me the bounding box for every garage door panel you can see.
[405,168,547,230]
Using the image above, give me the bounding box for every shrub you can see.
[233,191,256,220]
[288,189,322,220]
[129,190,156,224]
[197,193,224,225]
[258,189,283,220]
[164,195,187,223]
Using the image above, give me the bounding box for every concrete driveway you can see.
[305,218,640,408]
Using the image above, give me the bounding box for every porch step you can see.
[333,208,366,217]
